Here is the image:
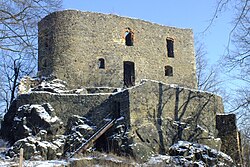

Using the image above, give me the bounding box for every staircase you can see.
[69,118,116,158]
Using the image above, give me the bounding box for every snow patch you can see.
[29,104,59,123]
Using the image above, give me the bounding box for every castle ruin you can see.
[1,10,243,165]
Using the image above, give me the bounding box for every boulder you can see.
[168,141,235,166]
[11,103,62,142]
[6,135,66,160]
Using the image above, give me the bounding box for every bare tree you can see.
[207,0,250,163]
[205,0,249,71]
[221,0,249,81]
[0,0,62,113]
[205,0,249,116]
[195,40,223,94]
[216,0,249,126]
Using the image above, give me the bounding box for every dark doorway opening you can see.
[95,133,110,152]
[113,101,121,119]
[124,61,135,87]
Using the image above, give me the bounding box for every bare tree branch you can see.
[0,0,62,113]
[195,40,223,94]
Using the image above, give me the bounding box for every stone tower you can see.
[38,10,197,89]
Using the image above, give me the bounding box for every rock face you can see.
[168,141,234,166]
[141,141,235,166]
[1,103,62,144]
[4,113,97,160]
[6,135,66,160]
[2,103,64,159]
[2,101,96,160]
[103,118,222,163]
[63,115,96,155]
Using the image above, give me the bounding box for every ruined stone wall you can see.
[216,114,243,165]
[125,80,224,159]
[14,80,224,144]
[38,10,197,89]
[5,80,226,161]
[16,93,112,124]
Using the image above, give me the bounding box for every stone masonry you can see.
[216,114,243,165]
[38,10,197,89]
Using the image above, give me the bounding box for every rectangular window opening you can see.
[167,38,174,58]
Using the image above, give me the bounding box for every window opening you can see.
[166,38,174,57]
[165,66,173,76]
[124,61,135,87]
[125,27,134,46]
[98,58,105,69]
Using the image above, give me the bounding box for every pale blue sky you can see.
[63,0,233,65]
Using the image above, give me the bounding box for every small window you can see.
[165,66,173,76]
[166,38,174,57]
[98,58,105,69]
[124,27,134,46]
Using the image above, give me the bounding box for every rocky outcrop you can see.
[168,141,234,166]
[0,104,236,166]
[144,141,235,166]
[63,115,96,155]
[6,135,65,160]
[1,103,63,144]
[3,103,63,159]
[2,102,96,160]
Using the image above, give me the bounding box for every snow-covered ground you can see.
[0,159,68,167]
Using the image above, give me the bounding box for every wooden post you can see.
[19,148,23,167]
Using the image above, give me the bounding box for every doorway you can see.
[123,61,135,87]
